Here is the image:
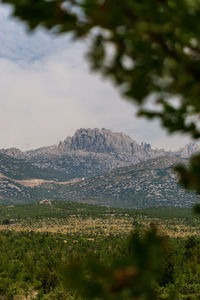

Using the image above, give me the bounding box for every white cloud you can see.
[0,5,192,151]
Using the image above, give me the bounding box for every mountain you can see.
[1,128,199,180]
[61,128,152,154]
[0,128,199,207]
[0,128,173,179]
[0,155,199,208]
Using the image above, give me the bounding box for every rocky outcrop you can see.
[60,128,152,154]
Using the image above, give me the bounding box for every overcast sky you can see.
[0,4,192,151]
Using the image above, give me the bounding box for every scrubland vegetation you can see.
[0,202,200,299]
[0,201,200,237]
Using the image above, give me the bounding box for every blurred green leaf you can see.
[175,154,200,193]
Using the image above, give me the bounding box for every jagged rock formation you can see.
[60,128,151,154]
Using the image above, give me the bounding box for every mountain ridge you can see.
[0,128,199,181]
[1,128,199,159]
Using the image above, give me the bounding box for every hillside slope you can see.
[0,153,71,181]
[0,156,198,208]
[39,156,197,208]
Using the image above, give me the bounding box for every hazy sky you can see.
[0,4,191,151]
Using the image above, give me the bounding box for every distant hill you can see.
[0,155,199,208]
[0,153,71,181]
[37,156,198,208]
[0,152,77,204]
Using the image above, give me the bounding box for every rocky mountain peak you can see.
[62,128,151,154]
[1,128,200,166]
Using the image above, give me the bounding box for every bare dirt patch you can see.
[15,177,85,187]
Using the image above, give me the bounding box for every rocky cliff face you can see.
[61,128,151,154]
